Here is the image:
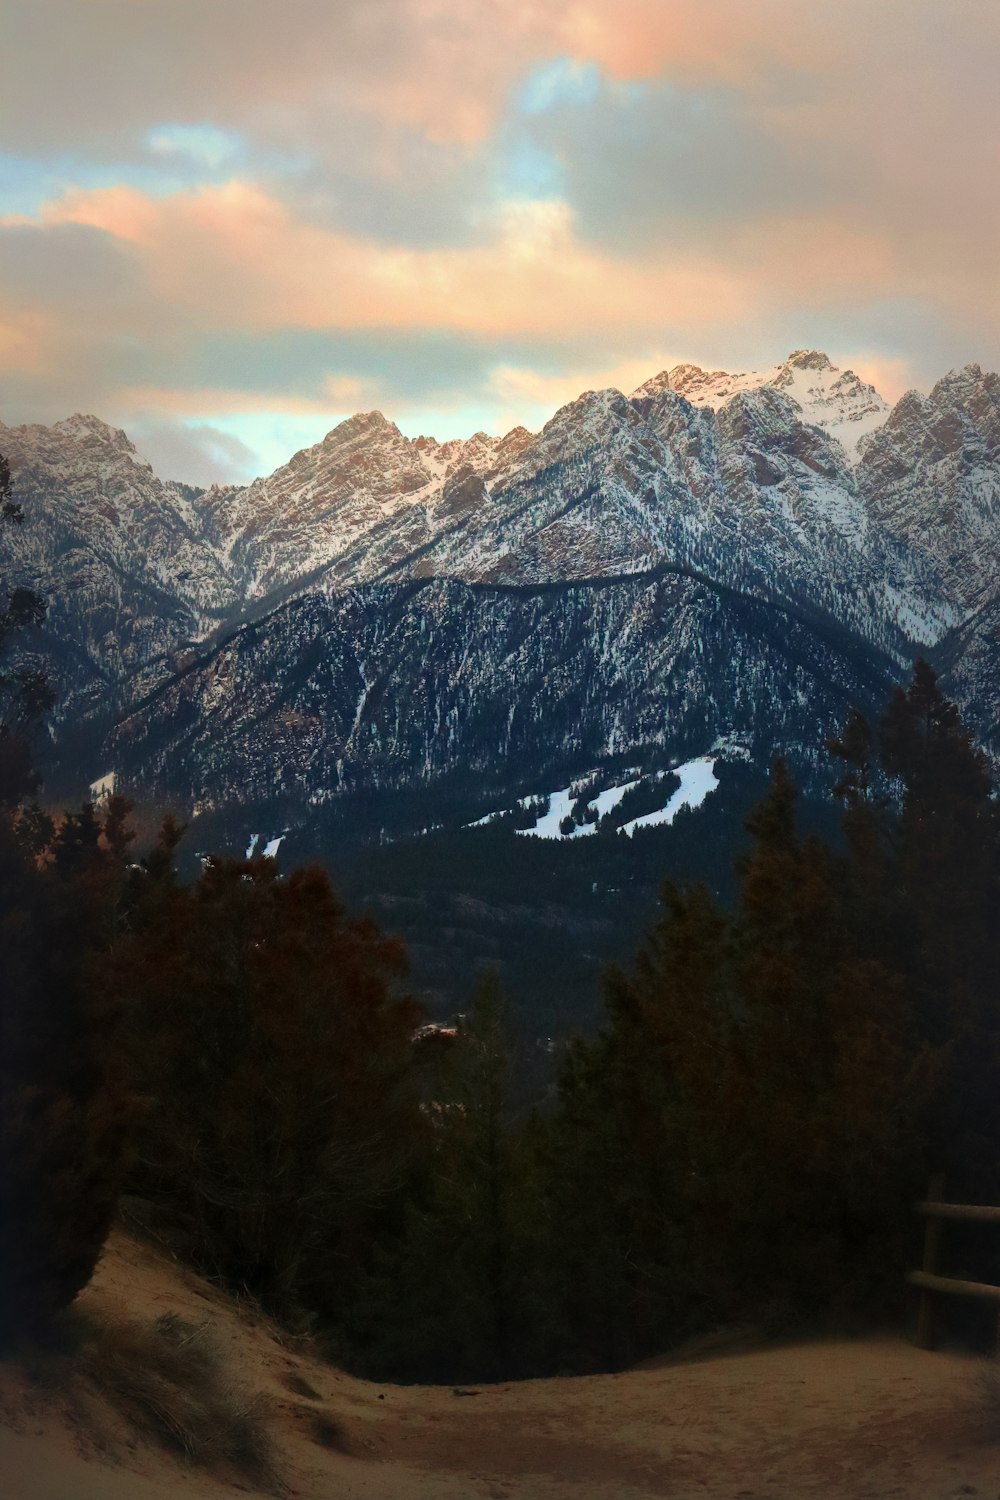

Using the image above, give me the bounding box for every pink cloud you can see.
[9,169,980,431]
[0,309,52,373]
[42,183,753,340]
[555,0,830,85]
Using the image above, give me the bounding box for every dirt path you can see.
[2,1234,997,1500]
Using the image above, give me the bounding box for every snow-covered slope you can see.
[198,414,535,600]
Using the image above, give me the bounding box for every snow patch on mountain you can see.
[515,786,583,840]
[619,757,719,836]
[633,350,890,463]
[468,761,718,841]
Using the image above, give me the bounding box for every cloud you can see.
[33,183,752,340]
[3,0,1000,479]
[0,0,552,155]
[128,417,259,487]
[485,354,675,426]
[0,168,991,446]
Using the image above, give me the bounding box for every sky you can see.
[1,0,998,485]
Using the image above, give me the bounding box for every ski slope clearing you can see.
[619,756,719,836]
[469,758,720,841]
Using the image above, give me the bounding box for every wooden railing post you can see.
[916,1172,946,1349]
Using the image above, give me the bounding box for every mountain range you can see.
[3,348,999,844]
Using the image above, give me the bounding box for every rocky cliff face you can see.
[2,350,998,826]
[858,364,1000,617]
[0,414,238,720]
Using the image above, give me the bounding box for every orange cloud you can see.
[117,385,340,418]
[42,182,753,340]
[0,309,52,372]
[554,0,830,85]
[487,355,676,416]
[42,186,160,244]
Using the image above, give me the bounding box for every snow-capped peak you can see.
[631,351,890,463]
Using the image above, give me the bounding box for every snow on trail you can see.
[511,759,719,839]
[471,776,643,835]
[620,757,719,836]
[516,786,582,839]
[246,833,285,858]
[590,779,640,819]
[465,758,720,840]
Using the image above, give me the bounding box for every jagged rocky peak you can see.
[2,411,152,475]
[715,384,807,443]
[633,350,889,463]
[858,362,1000,618]
[509,386,646,478]
[543,386,639,440]
[631,363,724,403]
[928,364,1000,435]
[320,409,400,447]
[872,364,1000,456]
[52,412,136,447]
[879,388,928,435]
[405,426,533,485]
[780,348,835,373]
[715,386,854,497]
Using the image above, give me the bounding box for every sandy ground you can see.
[2,1232,998,1500]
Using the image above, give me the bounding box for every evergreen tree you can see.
[0,453,52,797]
[546,746,932,1364]
[545,883,732,1366]
[836,661,1000,1195]
[117,851,423,1320]
[0,797,135,1338]
[348,974,554,1380]
[727,760,921,1310]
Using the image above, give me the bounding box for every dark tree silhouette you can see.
[0,795,136,1338]
[116,849,424,1319]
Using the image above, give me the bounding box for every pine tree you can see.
[349,974,553,1380]
[0,453,52,792]
[544,882,733,1366]
[729,760,921,1311]
[547,751,927,1361]
[876,662,1000,1194]
[0,798,135,1338]
[118,852,423,1320]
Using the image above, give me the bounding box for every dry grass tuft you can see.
[19,1307,283,1490]
[83,1309,280,1485]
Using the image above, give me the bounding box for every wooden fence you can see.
[908,1174,1000,1348]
